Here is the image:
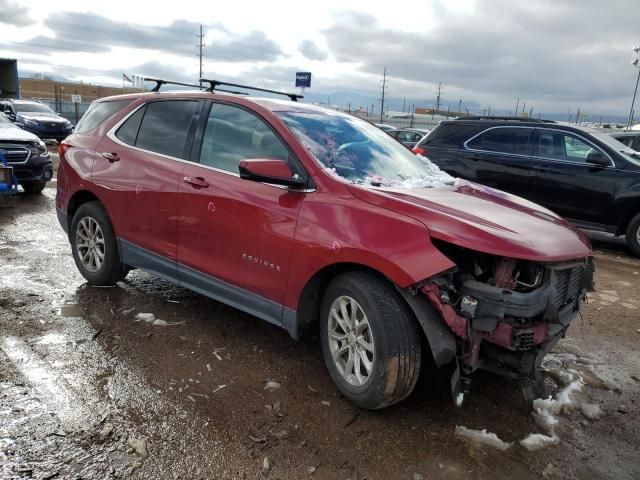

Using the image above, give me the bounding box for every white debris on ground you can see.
[454,426,511,451]
[455,392,464,407]
[134,313,155,323]
[519,433,559,452]
[127,437,148,458]
[580,403,603,420]
[264,381,281,392]
[152,319,168,326]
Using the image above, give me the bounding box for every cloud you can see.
[322,1,640,112]
[7,12,284,63]
[0,0,35,27]
[299,40,328,61]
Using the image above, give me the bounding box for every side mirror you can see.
[586,150,609,166]
[239,158,306,188]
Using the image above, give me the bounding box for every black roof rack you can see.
[200,78,302,102]
[142,77,248,95]
[454,115,555,124]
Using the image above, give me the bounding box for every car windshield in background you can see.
[0,113,12,125]
[278,112,454,188]
[592,132,640,163]
[14,103,55,114]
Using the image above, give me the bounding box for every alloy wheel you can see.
[75,217,105,273]
[327,296,375,386]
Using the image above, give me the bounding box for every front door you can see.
[177,102,305,321]
[528,128,619,226]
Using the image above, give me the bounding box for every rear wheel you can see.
[21,182,46,194]
[625,213,640,256]
[70,201,128,285]
[320,271,421,409]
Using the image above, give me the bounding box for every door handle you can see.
[183,176,209,188]
[102,152,120,162]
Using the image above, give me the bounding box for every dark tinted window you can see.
[135,101,199,159]
[75,100,131,133]
[200,103,289,173]
[536,130,601,163]
[116,106,145,145]
[467,127,532,155]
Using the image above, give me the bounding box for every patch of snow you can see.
[152,319,168,326]
[264,381,281,392]
[520,433,559,451]
[455,392,464,407]
[454,426,511,451]
[135,313,155,323]
[580,403,603,420]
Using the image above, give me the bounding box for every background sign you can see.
[71,94,82,103]
[295,72,311,88]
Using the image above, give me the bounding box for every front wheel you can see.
[320,271,421,410]
[70,201,128,285]
[625,213,640,257]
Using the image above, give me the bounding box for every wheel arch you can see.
[65,189,103,232]
[615,197,640,236]
[287,261,456,369]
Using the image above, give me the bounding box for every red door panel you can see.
[177,166,303,304]
[92,134,184,260]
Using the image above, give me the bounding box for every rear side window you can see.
[134,101,199,159]
[467,127,532,155]
[75,100,131,133]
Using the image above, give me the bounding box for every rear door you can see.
[176,101,306,317]
[94,99,203,275]
[459,126,535,196]
[527,128,619,226]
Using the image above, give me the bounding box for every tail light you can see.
[59,142,69,162]
[412,146,426,156]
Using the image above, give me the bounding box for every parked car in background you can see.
[417,116,640,255]
[56,86,593,409]
[609,131,640,151]
[2,99,73,142]
[374,123,395,132]
[0,112,53,193]
[388,128,430,148]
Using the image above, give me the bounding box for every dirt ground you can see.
[1,184,639,480]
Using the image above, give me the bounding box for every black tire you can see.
[625,213,640,257]
[70,201,128,285]
[21,182,46,194]
[319,271,421,410]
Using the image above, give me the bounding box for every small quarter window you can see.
[75,100,131,133]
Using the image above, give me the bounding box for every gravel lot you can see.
[1,184,639,480]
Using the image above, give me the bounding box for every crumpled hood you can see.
[0,124,41,142]
[19,113,68,124]
[348,180,591,262]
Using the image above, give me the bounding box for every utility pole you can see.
[515,97,520,117]
[458,99,462,115]
[402,97,406,113]
[435,82,443,113]
[379,67,388,123]
[197,24,205,87]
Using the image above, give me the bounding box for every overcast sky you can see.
[1,0,639,116]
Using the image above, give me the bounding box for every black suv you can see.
[416,116,640,255]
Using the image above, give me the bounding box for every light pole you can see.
[626,46,640,130]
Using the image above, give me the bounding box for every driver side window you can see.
[200,103,290,174]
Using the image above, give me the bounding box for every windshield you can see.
[592,132,639,162]
[14,102,55,114]
[0,113,11,125]
[278,112,454,188]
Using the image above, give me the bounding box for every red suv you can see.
[56,82,593,409]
